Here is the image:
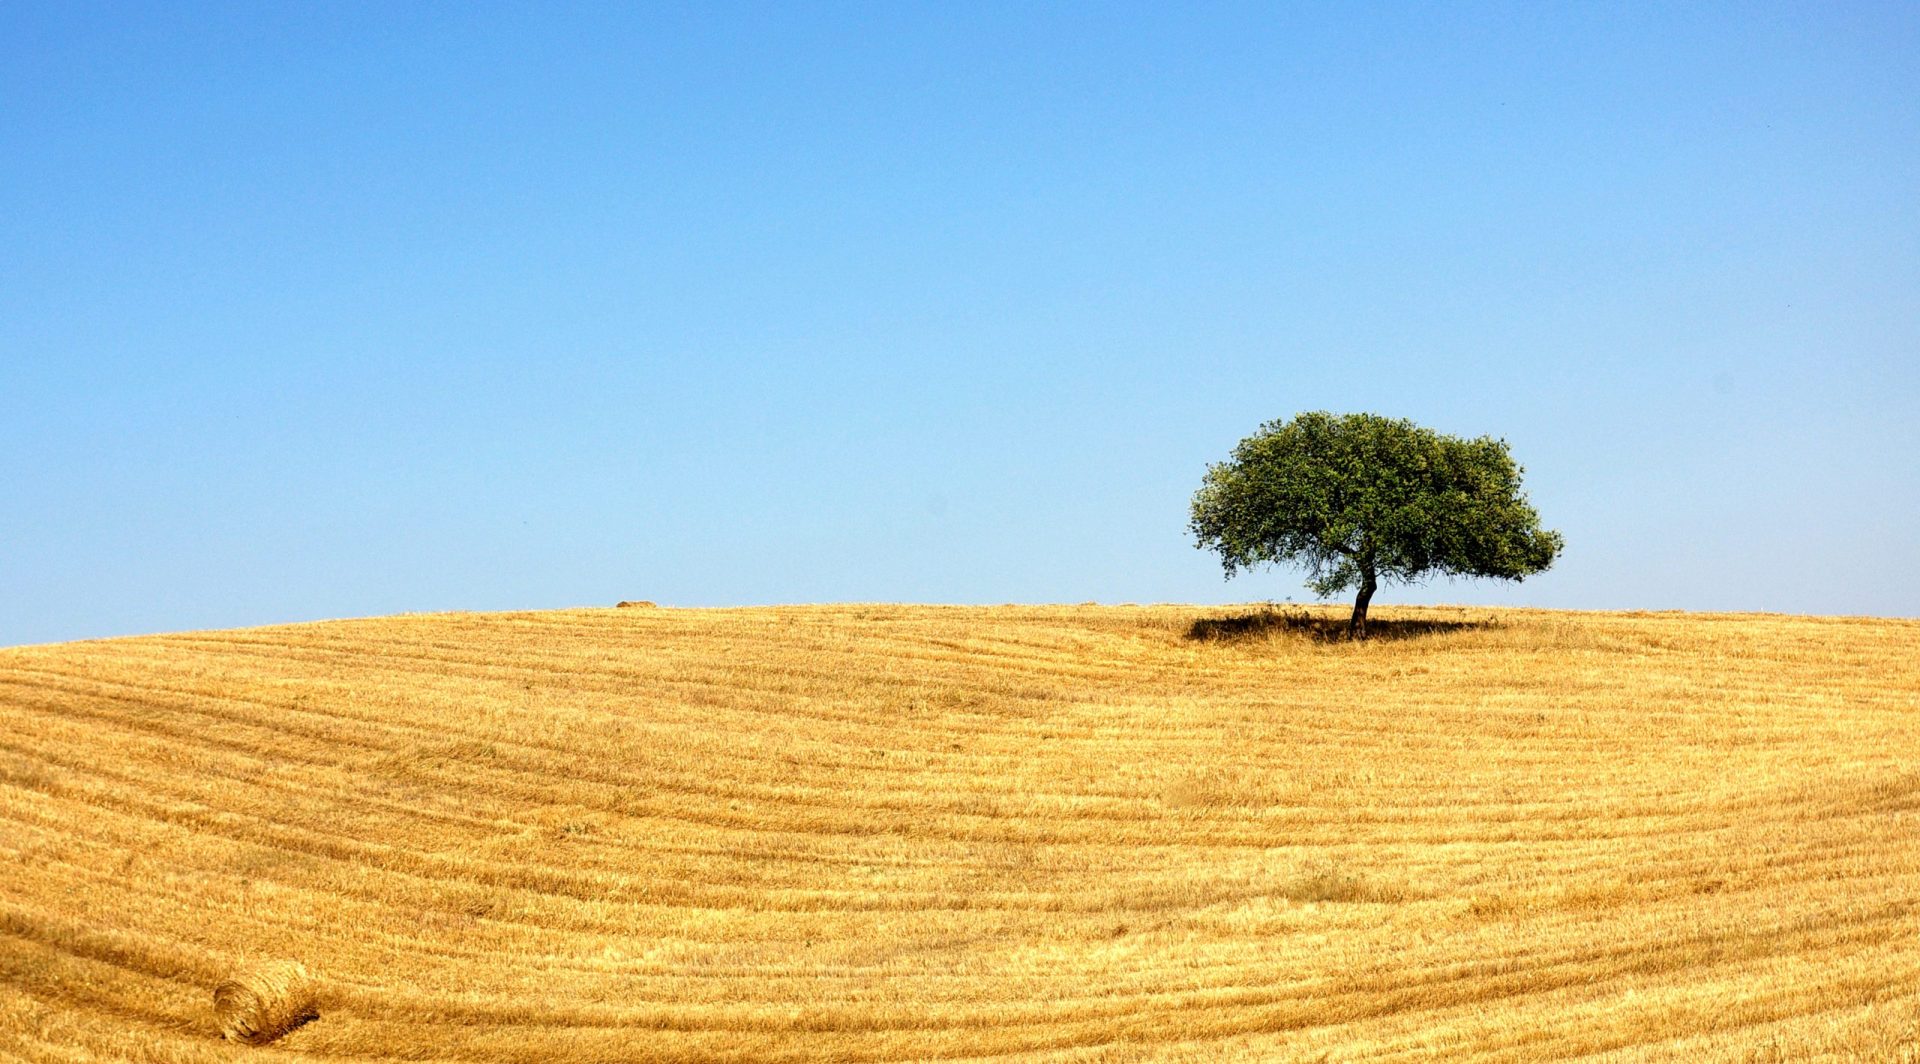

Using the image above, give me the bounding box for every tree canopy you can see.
[1189,412,1563,636]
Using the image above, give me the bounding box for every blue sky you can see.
[3,2,1917,645]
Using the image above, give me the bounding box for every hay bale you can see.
[616,600,657,608]
[212,960,318,1045]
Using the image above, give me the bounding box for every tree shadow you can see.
[1185,608,1491,644]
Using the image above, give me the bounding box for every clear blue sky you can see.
[4,3,1917,646]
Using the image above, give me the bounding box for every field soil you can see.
[2,604,1918,1061]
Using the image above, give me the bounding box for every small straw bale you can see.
[212,960,318,1045]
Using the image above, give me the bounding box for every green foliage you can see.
[1190,412,1563,602]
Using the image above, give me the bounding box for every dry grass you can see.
[211,959,317,1044]
[1,602,1917,1061]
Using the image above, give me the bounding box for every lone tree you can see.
[1190,412,1563,637]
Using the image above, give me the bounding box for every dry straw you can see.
[212,960,318,1045]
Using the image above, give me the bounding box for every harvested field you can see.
[2,603,1918,1061]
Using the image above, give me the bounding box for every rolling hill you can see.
[2,604,1917,1061]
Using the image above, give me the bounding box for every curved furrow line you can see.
[247,901,1917,1064]
[20,671,1692,847]
[140,628,1163,701]
[13,700,1887,878]
[12,747,1382,916]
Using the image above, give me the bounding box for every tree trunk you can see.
[1349,569,1378,639]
